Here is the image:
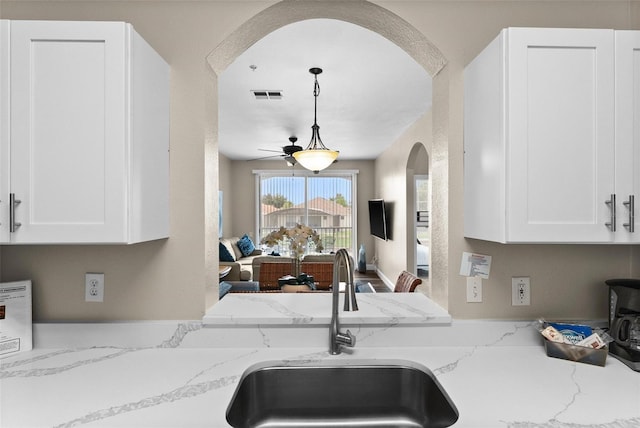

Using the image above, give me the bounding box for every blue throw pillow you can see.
[219,281,232,299]
[237,234,256,257]
[219,242,235,262]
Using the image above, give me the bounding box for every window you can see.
[255,170,358,255]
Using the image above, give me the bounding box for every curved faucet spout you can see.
[330,248,358,355]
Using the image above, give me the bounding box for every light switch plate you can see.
[466,277,482,303]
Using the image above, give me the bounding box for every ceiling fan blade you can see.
[247,154,283,161]
[254,137,300,161]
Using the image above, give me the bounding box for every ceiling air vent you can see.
[251,90,283,100]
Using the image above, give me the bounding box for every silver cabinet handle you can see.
[9,193,21,233]
[623,195,635,233]
[605,194,616,232]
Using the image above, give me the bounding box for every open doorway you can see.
[415,174,430,281]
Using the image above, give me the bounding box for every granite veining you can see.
[203,293,451,326]
[1,319,639,428]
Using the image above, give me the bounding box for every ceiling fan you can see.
[249,136,303,165]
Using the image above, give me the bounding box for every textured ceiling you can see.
[218,19,432,163]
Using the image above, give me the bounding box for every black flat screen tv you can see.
[368,199,388,240]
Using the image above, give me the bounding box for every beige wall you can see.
[375,112,433,287]
[0,1,274,321]
[378,104,636,317]
[1,1,639,321]
[218,157,377,260]
[374,1,640,319]
[218,154,233,238]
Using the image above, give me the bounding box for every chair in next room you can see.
[258,261,293,291]
[299,261,334,290]
[394,270,422,293]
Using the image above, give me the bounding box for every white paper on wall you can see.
[460,252,492,279]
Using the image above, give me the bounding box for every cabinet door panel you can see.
[0,21,8,243]
[615,31,640,243]
[9,21,126,243]
[507,29,615,242]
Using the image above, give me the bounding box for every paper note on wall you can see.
[460,252,492,279]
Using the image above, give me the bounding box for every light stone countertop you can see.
[1,294,639,427]
[203,293,453,326]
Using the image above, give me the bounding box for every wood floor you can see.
[354,269,431,293]
[353,270,391,293]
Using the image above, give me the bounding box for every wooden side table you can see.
[219,265,232,279]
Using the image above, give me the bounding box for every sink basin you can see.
[226,359,459,428]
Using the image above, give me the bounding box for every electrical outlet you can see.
[512,277,530,306]
[466,277,482,303]
[85,273,104,303]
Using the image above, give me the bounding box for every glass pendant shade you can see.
[293,148,338,172]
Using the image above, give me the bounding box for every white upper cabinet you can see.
[0,21,9,243]
[614,31,640,243]
[0,20,169,244]
[463,27,640,243]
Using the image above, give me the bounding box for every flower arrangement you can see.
[261,224,324,260]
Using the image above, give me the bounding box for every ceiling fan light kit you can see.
[293,67,339,173]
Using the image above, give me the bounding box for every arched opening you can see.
[205,0,449,309]
[406,143,430,294]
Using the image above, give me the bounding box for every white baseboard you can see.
[375,268,394,291]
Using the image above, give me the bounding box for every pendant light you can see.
[293,67,339,173]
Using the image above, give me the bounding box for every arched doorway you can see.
[406,143,430,293]
[205,0,450,309]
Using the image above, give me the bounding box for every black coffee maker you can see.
[605,279,640,371]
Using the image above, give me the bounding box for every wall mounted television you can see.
[368,199,389,240]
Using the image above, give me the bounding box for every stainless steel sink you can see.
[226,359,459,428]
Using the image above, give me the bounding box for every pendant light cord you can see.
[313,75,320,127]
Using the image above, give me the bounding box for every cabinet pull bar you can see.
[9,193,21,233]
[605,194,616,232]
[623,195,635,233]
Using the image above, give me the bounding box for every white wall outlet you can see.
[466,276,482,303]
[85,273,104,302]
[512,277,530,306]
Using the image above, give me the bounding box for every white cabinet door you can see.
[507,28,615,243]
[9,21,128,243]
[2,20,169,244]
[464,28,616,243]
[614,31,640,243]
[0,21,9,243]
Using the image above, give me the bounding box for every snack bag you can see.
[548,322,593,344]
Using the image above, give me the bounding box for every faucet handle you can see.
[335,329,356,348]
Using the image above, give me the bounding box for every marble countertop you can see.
[1,319,639,428]
[203,293,452,326]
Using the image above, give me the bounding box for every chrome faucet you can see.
[330,248,358,354]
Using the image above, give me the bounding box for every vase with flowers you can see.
[261,223,324,277]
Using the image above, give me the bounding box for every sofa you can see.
[219,236,264,281]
